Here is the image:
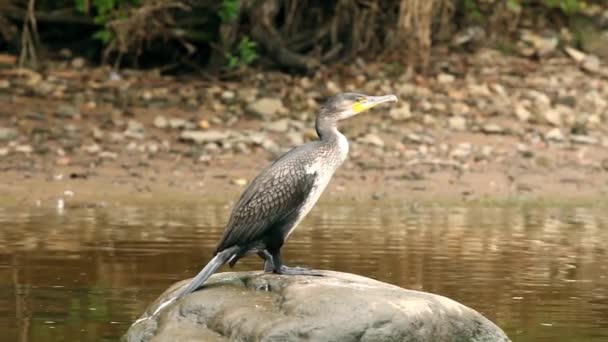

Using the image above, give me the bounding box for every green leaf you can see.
[507,0,522,13]
[92,29,113,44]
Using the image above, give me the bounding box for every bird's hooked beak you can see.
[352,94,398,114]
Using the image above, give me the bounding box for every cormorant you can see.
[157,92,397,311]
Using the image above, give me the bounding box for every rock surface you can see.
[124,271,510,342]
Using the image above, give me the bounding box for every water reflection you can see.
[0,203,607,341]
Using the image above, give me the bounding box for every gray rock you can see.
[571,135,598,145]
[84,144,101,154]
[15,145,33,154]
[449,116,467,131]
[124,271,509,342]
[246,98,286,119]
[0,127,19,142]
[437,73,455,84]
[545,128,565,142]
[153,116,168,129]
[168,118,193,130]
[266,118,290,133]
[180,130,230,144]
[481,123,504,134]
[99,151,118,160]
[286,131,304,145]
[357,133,384,147]
[515,105,532,122]
[124,120,146,140]
[56,105,80,119]
[543,109,562,126]
[389,103,412,121]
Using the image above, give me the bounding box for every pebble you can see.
[515,105,532,122]
[15,145,33,154]
[246,98,286,119]
[571,135,598,145]
[543,109,562,126]
[99,151,118,160]
[153,115,168,129]
[0,127,19,142]
[389,103,412,121]
[56,105,79,118]
[545,128,565,142]
[180,130,230,144]
[266,119,290,133]
[286,132,304,145]
[357,133,384,147]
[231,178,247,186]
[437,73,455,84]
[84,144,101,154]
[481,123,504,134]
[0,147,9,156]
[448,116,467,131]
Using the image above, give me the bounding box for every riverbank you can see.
[1,47,608,207]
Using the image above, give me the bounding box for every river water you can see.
[1,202,607,341]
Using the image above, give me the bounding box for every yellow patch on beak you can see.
[352,101,369,113]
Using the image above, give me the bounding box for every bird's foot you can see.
[274,265,323,276]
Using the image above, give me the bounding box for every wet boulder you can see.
[124,271,510,342]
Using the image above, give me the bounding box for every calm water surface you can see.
[1,202,607,341]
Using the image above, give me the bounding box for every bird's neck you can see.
[315,117,341,141]
[315,116,349,157]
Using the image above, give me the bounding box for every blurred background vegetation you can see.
[0,0,607,73]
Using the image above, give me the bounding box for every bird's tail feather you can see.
[176,246,239,298]
[148,246,238,317]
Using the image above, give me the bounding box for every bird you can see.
[154,92,397,312]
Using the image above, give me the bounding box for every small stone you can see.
[545,128,565,142]
[449,116,467,131]
[582,55,601,74]
[99,151,118,160]
[232,178,247,186]
[0,80,9,89]
[92,127,104,141]
[180,130,230,144]
[204,142,220,153]
[154,115,168,129]
[0,127,19,142]
[543,109,562,126]
[246,98,286,119]
[56,105,79,119]
[147,143,159,154]
[437,73,455,84]
[108,132,125,143]
[261,138,280,155]
[0,147,9,156]
[84,144,101,154]
[124,120,146,140]
[266,119,290,133]
[15,145,33,154]
[358,133,384,147]
[169,118,191,129]
[71,57,86,69]
[286,132,304,145]
[481,124,504,134]
[451,143,472,160]
[199,119,210,130]
[389,103,412,121]
[517,143,534,158]
[515,105,532,122]
[221,90,236,102]
[570,135,598,145]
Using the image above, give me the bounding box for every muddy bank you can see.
[1,48,608,206]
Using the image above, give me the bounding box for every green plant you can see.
[543,0,585,15]
[75,0,141,44]
[226,36,258,69]
[219,0,240,23]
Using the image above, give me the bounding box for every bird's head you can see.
[319,92,398,121]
